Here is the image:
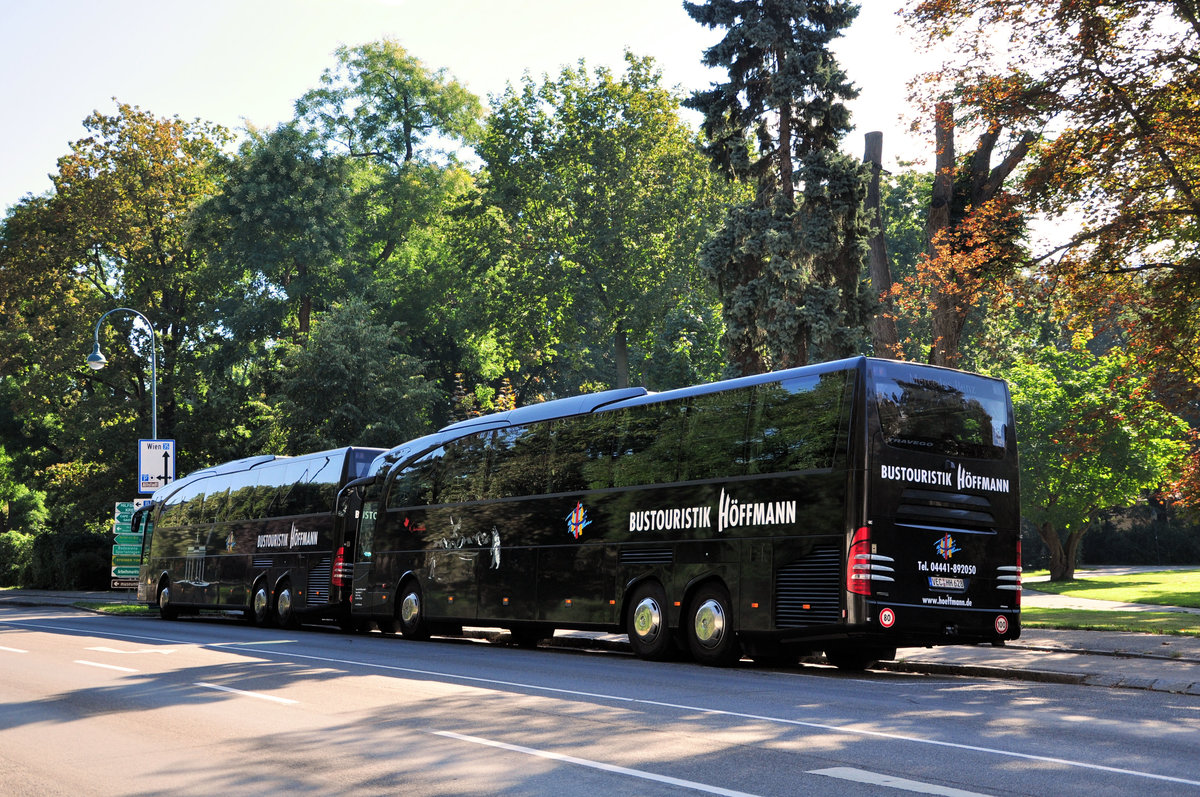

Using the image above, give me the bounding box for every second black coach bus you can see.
[138,446,382,626]
[339,356,1021,669]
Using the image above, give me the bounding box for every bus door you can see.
[350,483,384,614]
[333,485,363,606]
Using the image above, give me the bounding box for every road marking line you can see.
[86,646,174,655]
[75,659,138,673]
[810,767,991,796]
[10,618,1200,789]
[194,682,298,705]
[432,730,760,797]
[0,645,29,653]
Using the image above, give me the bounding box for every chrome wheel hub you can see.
[693,598,726,648]
[633,597,662,641]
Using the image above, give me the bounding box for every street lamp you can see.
[86,307,158,440]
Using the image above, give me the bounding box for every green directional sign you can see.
[115,534,143,546]
[113,544,142,557]
[111,566,140,578]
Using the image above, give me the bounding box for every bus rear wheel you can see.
[685,583,741,667]
[398,582,431,641]
[274,580,299,629]
[626,581,675,661]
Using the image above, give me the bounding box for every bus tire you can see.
[274,579,299,629]
[626,581,675,662]
[157,581,178,621]
[246,581,272,626]
[397,581,431,641]
[685,582,741,667]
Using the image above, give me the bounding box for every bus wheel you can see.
[157,582,178,621]
[274,580,299,629]
[627,582,675,661]
[824,644,895,672]
[685,583,741,667]
[246,582,272,626]
[398,582,431,641]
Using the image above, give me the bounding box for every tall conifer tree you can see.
[685,0,871,374]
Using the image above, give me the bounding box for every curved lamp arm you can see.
[87,307,158,440]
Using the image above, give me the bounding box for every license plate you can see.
[929,576,965,590]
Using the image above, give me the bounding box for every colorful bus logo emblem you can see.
[566,502,592,539]
[934,533,960,560]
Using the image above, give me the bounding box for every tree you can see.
[0,103,230,537]
[273,300,442,452]
[475,53,736,392]
[685,0,872,375]
[1008,337,1188,580]
[193,124,356,340]
[903,1,1200,389]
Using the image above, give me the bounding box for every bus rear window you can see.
[871,363,1008,460]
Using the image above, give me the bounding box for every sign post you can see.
[111,499,149,590]
[138,439,175,495]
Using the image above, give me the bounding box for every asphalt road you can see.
[2,604,1199,796]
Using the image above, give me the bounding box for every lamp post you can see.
[87,307,157,440]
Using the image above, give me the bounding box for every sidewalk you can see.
[3,588,1199,696]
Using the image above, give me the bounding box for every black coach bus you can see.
[138,446,383,626]
[339,357,1021,669]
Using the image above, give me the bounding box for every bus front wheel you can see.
[246,582,272,626]
[626,581,675,661]
[685,583,741,667]
[398,582,431,641]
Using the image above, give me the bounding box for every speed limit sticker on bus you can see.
[878,607,896,628]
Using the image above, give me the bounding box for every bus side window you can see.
[488,426,550,498]
[611,403,688,488]
[358,494,380,560]
[388,450,443,509]
[440,434,489,503]
[680,388,753,481]
[748,374,846,473]
[225,469,258,523]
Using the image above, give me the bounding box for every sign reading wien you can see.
[138,438,175,494]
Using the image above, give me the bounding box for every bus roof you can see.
[150,446,380,504]
[371,386,650,474]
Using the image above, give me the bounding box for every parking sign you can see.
[138,439,175,494]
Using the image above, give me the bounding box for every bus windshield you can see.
[870,361,1009,460]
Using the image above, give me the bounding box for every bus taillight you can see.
[332,545,351,587]
[847,527,872,596]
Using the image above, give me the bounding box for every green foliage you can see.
[0,531,33,586]
[295,38,483,167]
[1007,339,1190,579]
[685,0,872,374]
[475,52,736,393]
[273,300,443,451]
[27,530,110,590]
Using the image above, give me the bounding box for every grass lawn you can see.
[1029,569,1200,608]
[74,602,157,616]
[1021,607,1200,636]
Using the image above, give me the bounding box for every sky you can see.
[0,0,935,215]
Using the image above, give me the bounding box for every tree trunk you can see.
[927,102,958,367]
[1037,520,1070,581]
[863,132,900,357]
[614,328,630,389]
